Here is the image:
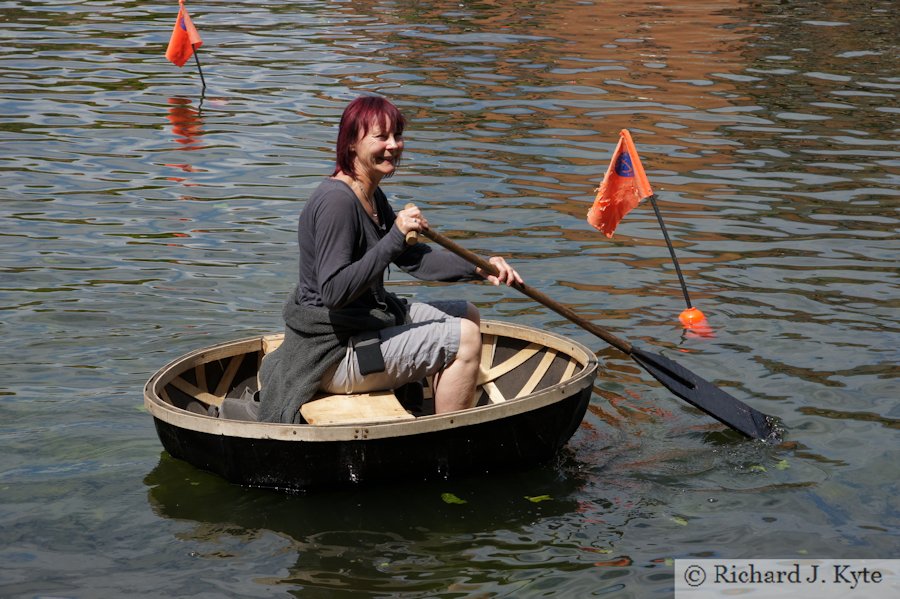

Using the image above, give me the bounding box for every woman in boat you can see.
[258,95,522,424]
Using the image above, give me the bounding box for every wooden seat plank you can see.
[300,391,415,426]
[262,334,283,354]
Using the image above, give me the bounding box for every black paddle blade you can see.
[630,347,780,441]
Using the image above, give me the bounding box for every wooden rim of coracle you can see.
[144,320,598,442]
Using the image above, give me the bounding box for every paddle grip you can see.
[403,203,418,246]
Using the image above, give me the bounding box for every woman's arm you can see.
[394,241,478,281]
[389,202,522,286]
[312,190,407,309]
[385,200,477,281]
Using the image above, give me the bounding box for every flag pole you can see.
[648,194,708,327]
[191,45,207,93]
[587,128,708,329]
[648,194,692,309]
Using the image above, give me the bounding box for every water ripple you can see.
[1,0,898,596]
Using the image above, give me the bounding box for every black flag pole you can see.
[647,194,710,328]
[647,194,692,309]
[192,45,206,93]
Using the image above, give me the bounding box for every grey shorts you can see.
[320,300,469,394]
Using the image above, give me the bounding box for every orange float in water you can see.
[679,307,706,327]
[679,307,715,338]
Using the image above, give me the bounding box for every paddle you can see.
[421,227,780,441]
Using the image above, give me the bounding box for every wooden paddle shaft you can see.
[422,228,634,355]
[404,203,418,245]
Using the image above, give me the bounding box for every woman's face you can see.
[352,119,403,180]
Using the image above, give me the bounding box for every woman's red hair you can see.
[332,96,406,178]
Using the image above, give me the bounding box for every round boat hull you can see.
[152,387,590,492]
[145,320,598,492]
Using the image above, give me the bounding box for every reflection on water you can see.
[1,0,897,596]
[165,97,205,186]
[166,97,204,150]
[144,451,595,597]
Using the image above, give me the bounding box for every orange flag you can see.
[166,1,203,68]
[587,129,653,238]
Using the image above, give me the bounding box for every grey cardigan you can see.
[258,178,476,423]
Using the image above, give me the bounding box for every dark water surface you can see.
[1,1,897,597]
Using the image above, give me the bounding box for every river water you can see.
[1,0,897,597]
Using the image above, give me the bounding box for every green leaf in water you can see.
[671,516,689,526]
[749,464,767,472]
[441,492,467,505]
[775,459,790,470]
[525,495,552,503]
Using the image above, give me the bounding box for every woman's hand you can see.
[477,256,523,287]
[395,204,428,236]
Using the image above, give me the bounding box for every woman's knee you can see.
[464,301,481,325]
[456,317,481,361]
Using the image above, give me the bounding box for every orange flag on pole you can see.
[166,1,203,68]
[587,129,653,238]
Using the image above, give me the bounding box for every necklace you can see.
[352,179,379,224]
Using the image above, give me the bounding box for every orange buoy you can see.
[679,307,715,338]
[679,307,706,327]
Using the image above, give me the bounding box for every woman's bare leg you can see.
[433,304,481,413]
